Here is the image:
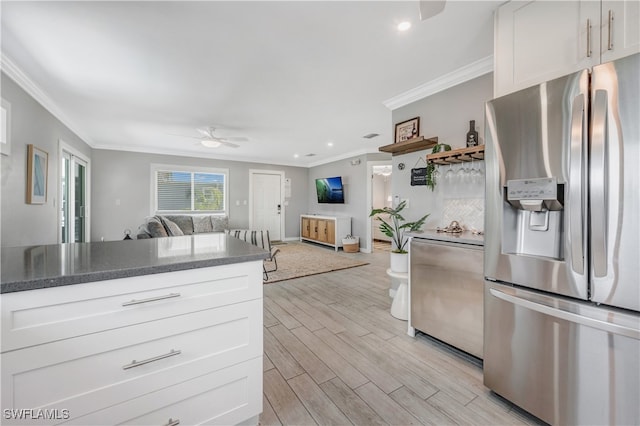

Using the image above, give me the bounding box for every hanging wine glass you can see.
[445,163,455,184]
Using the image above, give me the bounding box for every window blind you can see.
[156,170,225,212]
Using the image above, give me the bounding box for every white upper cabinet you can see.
[494,0,640,97]
[601,1,640,62]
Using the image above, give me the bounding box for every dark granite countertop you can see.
[1,234,269,294]
[407,229,484,246]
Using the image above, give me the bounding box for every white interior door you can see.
[250,170,283,241]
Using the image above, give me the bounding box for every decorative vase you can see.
[390,252,408,273]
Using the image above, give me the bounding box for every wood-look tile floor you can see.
[260,247,544,426]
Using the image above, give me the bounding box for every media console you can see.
[300,214,351,251]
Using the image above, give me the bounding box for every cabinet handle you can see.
[607,9,613,50]
[122,292,180,307]
[163,418,180,426]
[122,349,181,370]
[586,18,592,57]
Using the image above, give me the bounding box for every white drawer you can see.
[1,261,263,351]
[65,357,262,426]
[1,299,262,423]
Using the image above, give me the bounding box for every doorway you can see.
[366,161,392,253]
[59,141,90,243]
[249,170,284,241]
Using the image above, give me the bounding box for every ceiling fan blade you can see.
[419,0,446,20]
[225,136,249,142]
[220,140,240,148]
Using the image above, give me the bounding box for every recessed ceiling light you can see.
[327,142,334,147]
[397,21,411,32]
[294,154,299,158]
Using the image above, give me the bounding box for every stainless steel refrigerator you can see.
[484,53,639,425]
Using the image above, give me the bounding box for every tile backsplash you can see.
[442,198,484,231]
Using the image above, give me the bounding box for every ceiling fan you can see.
[175,126,248,148]
[419,0,446,20]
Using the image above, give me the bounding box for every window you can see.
[152,164,228,214]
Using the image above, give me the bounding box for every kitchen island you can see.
[1,234,268,425]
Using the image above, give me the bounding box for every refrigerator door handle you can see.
[489,288,639,339]
[569,94,585,274]
[591,90,608,278]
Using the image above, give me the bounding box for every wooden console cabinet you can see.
[300,214,351,251]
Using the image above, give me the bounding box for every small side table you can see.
[387,268,408,320]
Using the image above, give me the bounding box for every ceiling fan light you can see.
[397,21,411,31]
[201,139,221,148]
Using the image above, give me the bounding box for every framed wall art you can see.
[27,144,48,204]
[394,117,420,144]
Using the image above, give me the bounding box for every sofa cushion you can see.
[146,217,169,238]
[165,215,194,235]
[159,216,184,236]
[210,215,229,232]
[193,215,214,233]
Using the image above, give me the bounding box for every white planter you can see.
[390,252,408,273]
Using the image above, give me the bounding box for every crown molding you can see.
[1,53,96,146]
[383,55,494,111]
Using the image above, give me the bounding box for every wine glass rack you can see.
[426,145,485,165]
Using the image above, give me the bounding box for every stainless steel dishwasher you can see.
[409,231,484,359]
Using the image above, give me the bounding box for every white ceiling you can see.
[1,1,501,167]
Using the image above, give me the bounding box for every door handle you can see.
[569,94,585,275]
[590,90,608,278]
[277,204,281,214]
[489,288,640,339]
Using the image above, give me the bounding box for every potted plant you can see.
[425,143,452,190]
[370,200,429,273]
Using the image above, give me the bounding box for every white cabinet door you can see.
[494,0,600,97]
[601,1,640,62]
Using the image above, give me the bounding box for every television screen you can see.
[316,176,344,203]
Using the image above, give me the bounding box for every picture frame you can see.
[27,144,48,204]
[394,117,420,144]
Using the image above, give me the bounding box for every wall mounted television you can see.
[315,176,344,204]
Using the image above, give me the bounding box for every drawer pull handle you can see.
[164,418,180,426]
[123,349,182,370]
[122,292,181,307]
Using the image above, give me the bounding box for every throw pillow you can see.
[165,215,193,235]
[193,215,214,233]
[158,216,184,237]
[146,217,169,238]
[210,216,229,232]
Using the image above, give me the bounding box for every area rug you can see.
[264,243,368,283]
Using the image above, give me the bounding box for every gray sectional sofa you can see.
[136,214,229,239]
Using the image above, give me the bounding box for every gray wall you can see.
[91,149,308,241]
[390,73,493,230]
[307,152,390,252]
[1,73,93,247]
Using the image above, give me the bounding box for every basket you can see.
[342,236,360,253]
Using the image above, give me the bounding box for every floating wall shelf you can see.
[426,145,485,165]
[378,136,438,156]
